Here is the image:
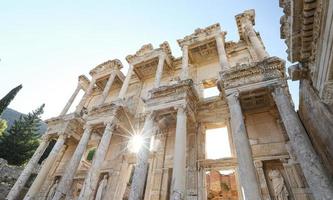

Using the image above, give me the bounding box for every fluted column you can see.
[78,121,115,200]
[76,78,96,112]
[60,83,81,116]
[7,135,50,200]
[154,54,166,88]
[170,106,187,200]
[226,91,261,200]
[215,32,230,70]
[272,86,333,200]
[99,72,116,105]
[242,19,268,60]
[128,113,155,200]
[24,134,67,200]
[118,64,134,99]
[180,45,189,80]
[52,125,92,200]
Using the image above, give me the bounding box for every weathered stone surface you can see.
[11,8,331,200]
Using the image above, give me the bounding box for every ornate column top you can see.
[235,9,255,40]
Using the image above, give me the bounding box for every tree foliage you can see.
[0,104,44,165]
[0,119,7,136]
[0,84,22,115]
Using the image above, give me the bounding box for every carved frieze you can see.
[89,59,123,77]
[146,79,199,119]
[220,56,286,90]
[177,23,220,47]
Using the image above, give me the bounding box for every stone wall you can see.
[0,158,23,199]
[298,80,333,175]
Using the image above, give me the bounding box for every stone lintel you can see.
[126,43,173,67]
[89,59,123,78]
[220,56,286,91]
[177,23,221,47]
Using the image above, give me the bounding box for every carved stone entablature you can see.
[79,75,90,92]
[279,0,322,63]
[177,23,221,47]
[89,59,123,78]
[145,79,199,120]
[220,56,286,90]
[321,81,333,105]
[235,9,255,40]
[126,43,174,80]
[87,102,120,123]
[126,43,174,65]
[45,113,84,137]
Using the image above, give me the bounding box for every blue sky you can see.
[0,0,298,119]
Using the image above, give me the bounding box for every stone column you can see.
[128,112,155,200]
[76,78,96,112]
[7,135,50,200]
[24,134,67,200]
[254,161,271,200]
[215,32,230,70]
[242,19,268,60]
[78,121,115,200]
[226,91,261,200]
[170,106,187,200]
[180,45,189,80]
[99,72,116,105]
[118,64,134,99]
[52,125,93,200]
[272,86,333,200]
[154,54,166,88]
[60,83,81,116]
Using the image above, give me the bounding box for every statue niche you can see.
[268,170,289,200]
[94,174,109,200]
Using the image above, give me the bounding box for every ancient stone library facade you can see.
[7,8,333,200]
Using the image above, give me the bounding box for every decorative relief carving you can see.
[221,57,285,89]
[126,44,154,63]
[321,81,333,105]
[177,23,220,47]
[89,59,123,76]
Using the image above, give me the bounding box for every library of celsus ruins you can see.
[7,7,333,200]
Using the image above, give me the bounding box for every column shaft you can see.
[78,122,115,200]
[215,33,230,70]
[154,55,165,88]
[76,78,96,112]
[272,87,333,200]
[60,83,81,116]
[7,137,50,200]
[118,65,133,99]
[128,113,155,200]
[24,134,66,200]
[171,106,187,200]
[181,45,189,80]
[243,20,268,60]
[226,92,261,200]
[52,126,92,200]
[99,73,116,105]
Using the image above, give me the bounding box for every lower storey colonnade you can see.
[8,85,333,200]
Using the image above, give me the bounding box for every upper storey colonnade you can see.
[57,9,270,118]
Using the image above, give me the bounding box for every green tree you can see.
[0,84,22,115]
[0,104,44,165]
[0,119,7,136]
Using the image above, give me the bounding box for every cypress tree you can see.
[0,104,44,165]
[0,84,22,115]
